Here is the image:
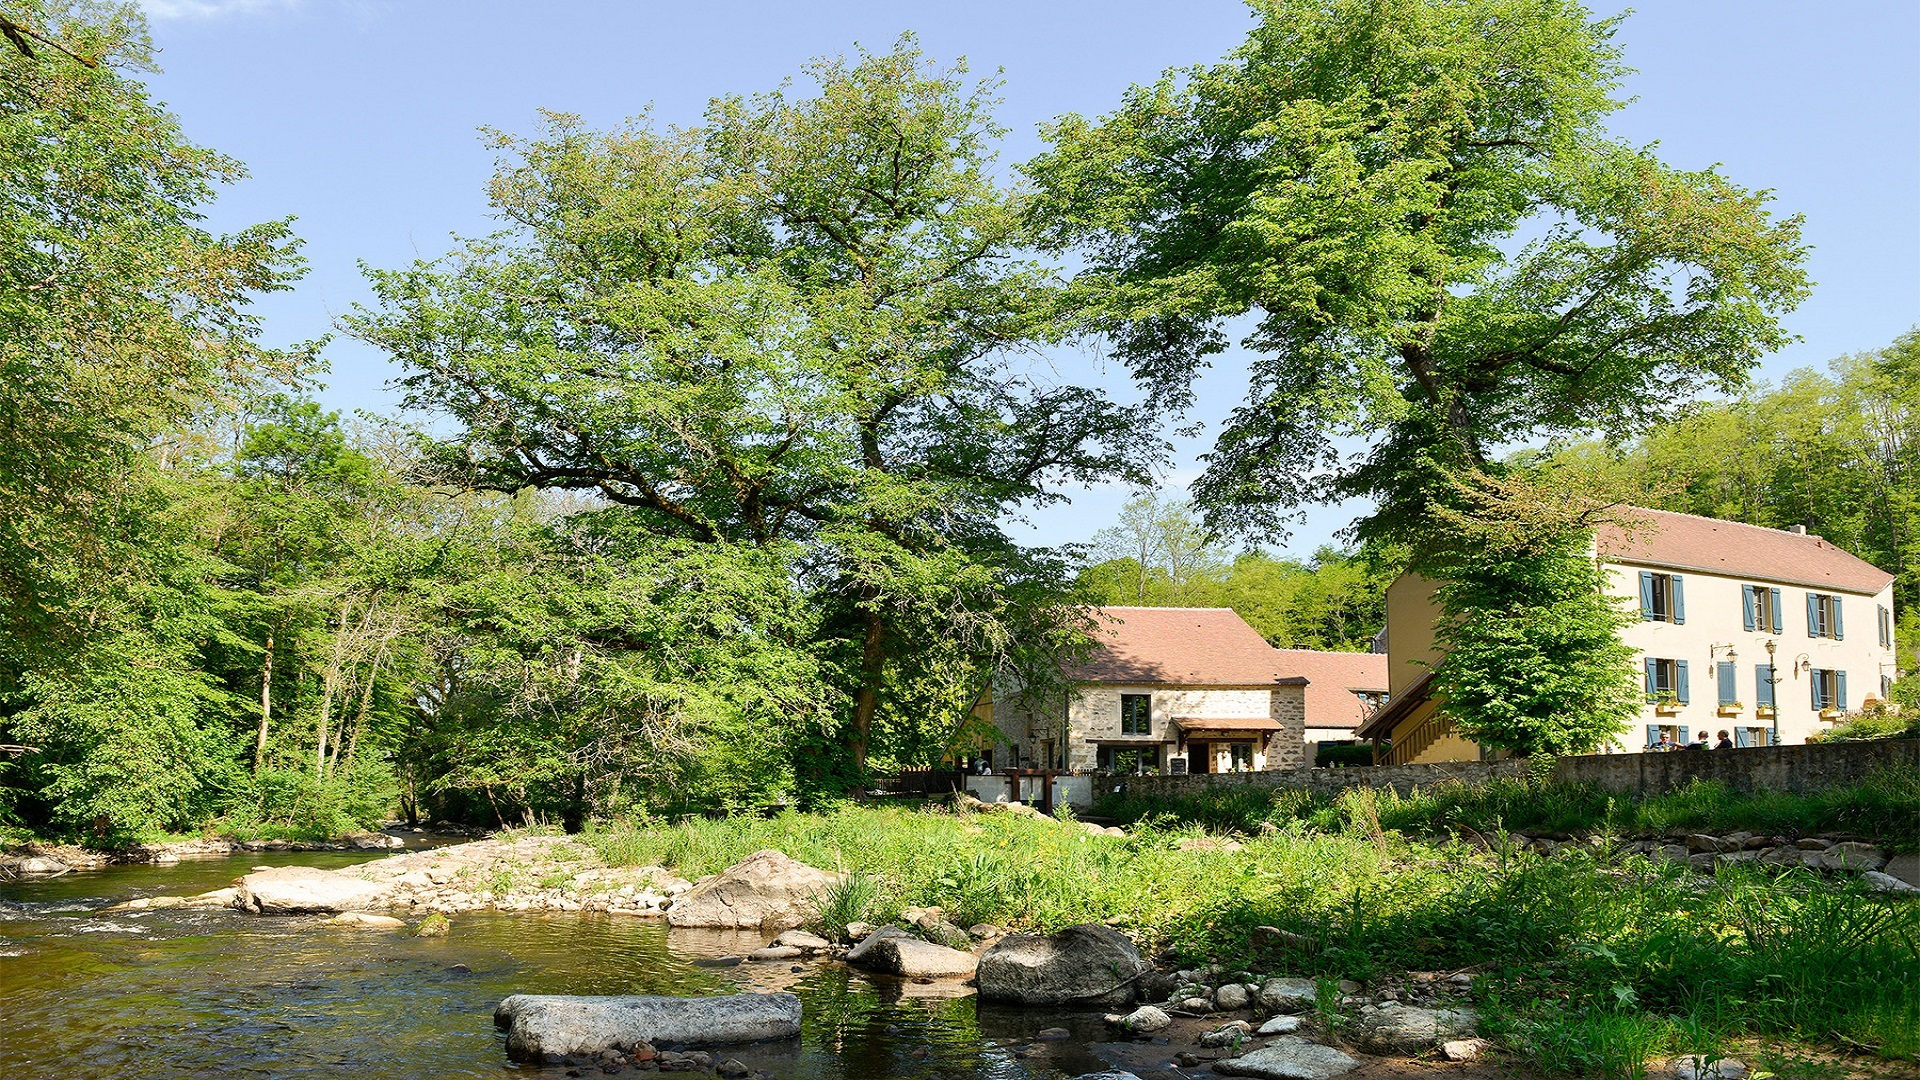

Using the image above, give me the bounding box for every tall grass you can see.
[1094,766,1920,852]
[581,801,1920,1071]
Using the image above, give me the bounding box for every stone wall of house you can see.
[1122,739,1918,801]
[1264,685,1308,770]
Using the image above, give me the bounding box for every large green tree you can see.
[1026,0,1810,544]
[349,40,1155,786]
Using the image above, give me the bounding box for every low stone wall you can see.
[1124,758,1528,800]
[1553,739,1920,795]
[1118,739,1919,802]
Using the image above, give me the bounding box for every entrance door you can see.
[1190,742,1212,774]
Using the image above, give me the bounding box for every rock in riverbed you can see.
[667,850,842,931]
[1354,1003,1478,1055]
[492,992,802,1062]
[1213,1037,1359,1080]
[848,935,978,978]
[327,911,406,929]
[976,923,1144,1006]
[234,866,388,914]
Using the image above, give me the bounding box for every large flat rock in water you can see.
[976,923,1143,1006]
[666,850,840,931]
[233,866,388,914]
[1214,1037,1360,1080]
[849,935,978,978]
[493,993,802,1061]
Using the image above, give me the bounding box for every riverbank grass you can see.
[584,800,1919,1075]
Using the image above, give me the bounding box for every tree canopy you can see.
[1026,0,1810,544]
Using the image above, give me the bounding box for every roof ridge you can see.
[1097,605,1238,612]
[1622,506,1806,534]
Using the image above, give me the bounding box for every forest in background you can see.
[5,0,1898,843]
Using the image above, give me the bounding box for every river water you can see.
[0,848,1155,1080]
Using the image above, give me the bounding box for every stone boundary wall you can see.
[1122,739,1918,801]
[1552,739,1920,795]
[1124,758,1529,800]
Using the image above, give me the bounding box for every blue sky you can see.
[135,0,1920,556]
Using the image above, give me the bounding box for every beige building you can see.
[1360,509,1899,763]
[993,607,1387,774]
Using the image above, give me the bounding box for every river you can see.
[0,847,1157,1080]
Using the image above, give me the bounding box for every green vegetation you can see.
[1094,767,1920,853]
[584,800,1920,1070]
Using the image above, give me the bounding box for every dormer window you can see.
[1638,572,1685,624]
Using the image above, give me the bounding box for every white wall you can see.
[1607,563,1897,751]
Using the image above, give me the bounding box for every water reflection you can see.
[0,857,1140,1080]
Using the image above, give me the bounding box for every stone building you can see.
[992,607,1386,774]
[1360,508,1900,763]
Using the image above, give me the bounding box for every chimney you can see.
[1788,525,1807,535]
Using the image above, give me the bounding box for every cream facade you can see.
[1363,510,1900,763]
[1609,563,1898,750]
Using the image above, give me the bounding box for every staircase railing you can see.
[1387,711,1453,766]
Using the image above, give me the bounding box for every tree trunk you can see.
[315,598,353,781]
[253,634,273,773]
[340,633,390,771]
[850,609,885,789]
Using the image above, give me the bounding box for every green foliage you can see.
[807,871,887,943]
[1425,474,1642,756]
[1314,743,1376,768]
[1026,0,1809,546]
[584,802,1920,1068]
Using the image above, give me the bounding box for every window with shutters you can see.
[1810,668,1846,712]
[1732,726,1771,747]
[1097,744,1160,774]
[1741,584,1783,633]
[1807,593,1843,639]
[1880,604,1893,648]
[1716,662,1739,706]
[1639,572,1684,623]
[1755,664,1778,708]
[1119,694,1152,735]
[1644,723,1685,749]
[1644,657,1687,704]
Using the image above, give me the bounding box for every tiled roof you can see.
[1071,607,1297,686]
[1272,648,1390,731]
[1598,508,1894,595]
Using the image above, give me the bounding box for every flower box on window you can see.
[1717,703,1744,718]
[1755,705,1776,719]
[1819,707,1845,721]
[1654,701,1683,717]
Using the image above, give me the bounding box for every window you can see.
[1354,690,1387,711]
[1119,694,1152,735]
[1732,727,1772,748]
[1716,661,1738,706]
[1755,664,1777,708]
[1639,572,1686,623]
[1226,742,1255,771]
[1742,584,1783,633]
[1810,668,1847,712]
[1643,657,1689,703]
[1880,604,1893,648]
[1097,744,1161,774]
[1806,593,1844,640]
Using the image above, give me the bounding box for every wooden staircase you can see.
[1383,711,1454,766]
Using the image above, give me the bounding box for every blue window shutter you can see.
[1676,660,1690,704]
[1742,585,1757,632]
[1812,673,1822,709]
[1646,725,1659,749]
[1644,658,1658,701]
[1837,671,1848,711]
[1671,575,1686,624]
[1718,662,1737,705]
[1756,664,1774,707]
[1832,596,1844,640]
[1640,572,1655,620]
[1770,588,1782,633]
[1678,725,1690,744]
[1807,593,1819,636]
[1735,728,1750,747]
[1881,605,1891,647]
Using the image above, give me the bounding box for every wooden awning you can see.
[1176,717,1281,740]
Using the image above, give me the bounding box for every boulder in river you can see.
[847,935,978,978]
[1354,1003,1477,1055]
[0,855,69,876]
[327,911,406,929]
[1213,1036,1359,1079]
[975,923,1144,1006]
[492,992,802,1062]
[233,866,388,914]
[666,850,841,931]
